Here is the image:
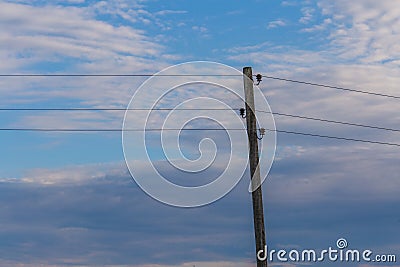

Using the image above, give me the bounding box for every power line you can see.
[262,75,400,99]
[0,128,240,132]
[0,127,399,147]
[2,107,399,133]
[0,108,237,111]
[1,73,399,99]
[256,110,400,132]
[0,74,241,77]
[272,129,400,147]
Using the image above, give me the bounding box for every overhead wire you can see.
[0,108,237,111]
[256,110,400,132]
[0,127,398,147]
[0,74,241,77]
[1,73,399,99]
[1,74,399,147]
[1,107,399,133]
[261,75,400,99]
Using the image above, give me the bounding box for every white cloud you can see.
[155,10,187,16]
[299,6,315,24]
[192,25,208,34]
[5,138,400,204]
[267,19,286,29]
[318,0,400,64]
[0,1,178,130]
[19,162,127,185]
[301,18,332,32]
[224,0,400,153]
[281,1,297,7]
[0,2,162,71]
[267,145,400,205]
[66,0,85,3]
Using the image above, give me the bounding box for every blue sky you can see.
[1,0,400,266]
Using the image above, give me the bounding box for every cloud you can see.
[192,25,209,37]
[156,10,187,16]
[66,0,85,3]
[226,10,243,15]
[267,19,286,29]
[0,1,163,72]
[0,163,256,266]
[1,140,399,266]
[0,0,175,74]
[19,162,128,184]
[192,26,207,32]
[301,18,332,32]
[318,0,400,64]
[0,1,179,130]
[227,46,400,132]
[224,0,400,152]
[299,6,315,24]
[281,1,297,7]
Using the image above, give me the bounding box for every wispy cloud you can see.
[156,10,187,16]
[0,1,178,130]
[299,6,315,24]
[0,1,164,73]
[281,1,297,7]
[318,0,400,64]
[192,25,210,38]
[224,0,400,153]
[267,19,286,29]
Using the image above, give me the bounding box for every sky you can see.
[0,0,400,266]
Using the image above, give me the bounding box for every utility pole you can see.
[243,67,267,267]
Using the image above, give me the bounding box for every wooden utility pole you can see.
[243,67,267,267]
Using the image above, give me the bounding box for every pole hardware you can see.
[255,74,263,85]
[257,128,266,140]
[240,108,246,118]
